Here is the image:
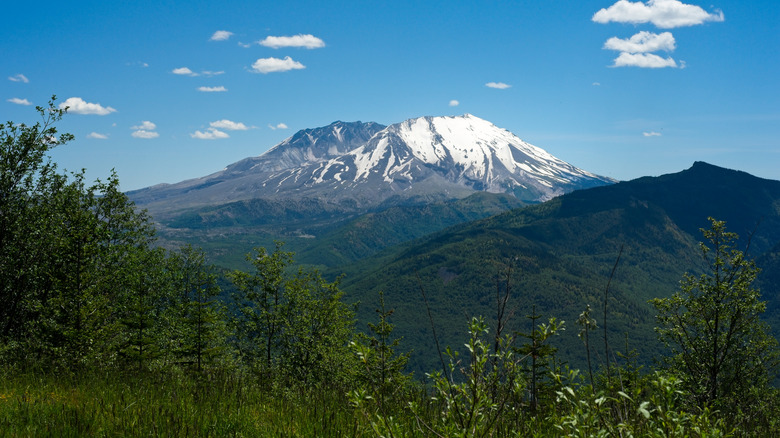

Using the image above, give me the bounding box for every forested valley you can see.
[3,101,780,436]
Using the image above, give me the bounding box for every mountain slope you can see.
[334,162,780,374]
[128,121,386,213]
[129,114,614,217]
[154,191,527,270]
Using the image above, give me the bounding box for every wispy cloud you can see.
[250,57,305,73]
[485,82,511,89]
[259,34,325,49]
[604,31,676,53]
[191,128,229,139]
[7,97,32,105]
[8,74,29,83]
[449,100,460,107]
[131,121,157,131]
[132,130,159,139]
[198,86,228,92]
[210,120,249,130]
[612,52,678,68]
[173,67,197,76]
[131,121,158,139]
[87,132,109,139]
[210,30,233,41]
[593,0,724,29]
[173,67,223,77]
[268,123,288,130]
[643,131,662,137]
[59,97,117,115]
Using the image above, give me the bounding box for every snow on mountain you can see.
[129,114,614,213]
[266,114,613,203]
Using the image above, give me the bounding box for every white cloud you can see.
[198,86,228,92]
[592,0,724,29]
[8,74,29,83]
[604,31,676,53]
[191,128,229,139]
[87,132,109,139]
[60,97,117,115]
[485,82,511,89]
[259,34,325,49]
[173,67,197,76]
[593,82,602,86]
[238,41,252,48]
[174,68,223,77]
[612,52,678,68]
[8,97,32,105]
[210,119,249,130]
[643,131,662,137]
[131,121,156,130]
[132,130,159,139]
[449,100,460,107]
[268,123,288,130]
[210,30,233,41]
[131,121,158,138]
[250,56,305,73]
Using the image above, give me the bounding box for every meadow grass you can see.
[0,370,368,437]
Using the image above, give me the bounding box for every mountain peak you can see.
[130,114,614,212]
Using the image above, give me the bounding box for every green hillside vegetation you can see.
[154,190,526,270]
[334,162,780,376]
[3,101,780,436]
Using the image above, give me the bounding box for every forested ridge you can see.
[2,100,779,436]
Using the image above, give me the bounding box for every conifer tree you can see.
[170,245,226,372]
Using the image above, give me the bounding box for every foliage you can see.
[352,292,411,405]
[516,307,565,414]
[118,247,170,370]
[651,217,780,415]
[229,242,357,386]
[554,370,731,437]
[167,245,230,372]
[0,98,72,358]
[349,291,413,435]
[412,316,525,437]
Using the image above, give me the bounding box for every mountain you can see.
[129,120,386,215]
[333,162,780,374]
[129,114,614,218]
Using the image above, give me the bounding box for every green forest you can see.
[2,100,780,436]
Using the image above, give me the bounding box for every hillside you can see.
[334,162,780,374]
[153,191,527,270]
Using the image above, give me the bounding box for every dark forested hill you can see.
[334,162,780,374]
[153,191,528,270]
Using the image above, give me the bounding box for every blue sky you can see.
[3,0,778,190]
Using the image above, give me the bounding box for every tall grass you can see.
[0,370,367,437]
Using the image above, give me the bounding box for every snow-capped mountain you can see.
[129,114,614,214]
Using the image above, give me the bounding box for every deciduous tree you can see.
[651,217,779,410]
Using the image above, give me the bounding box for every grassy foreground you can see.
[0,371,367,437]
[2,368,766,438]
